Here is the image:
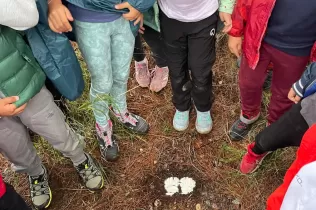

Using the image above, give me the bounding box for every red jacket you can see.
[0,174,6,198]
[266,125,316,210]
[228,0,316,70]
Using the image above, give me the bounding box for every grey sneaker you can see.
[96,121,119,161]
[28,166,52,209]
[113,110,149,134]
[75,153,105,190]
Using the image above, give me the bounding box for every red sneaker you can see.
[240,143,270,174]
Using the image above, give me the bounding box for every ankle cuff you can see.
[240,113,260,124]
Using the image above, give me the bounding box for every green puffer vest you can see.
[0,26,46,107]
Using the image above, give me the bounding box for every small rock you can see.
[212,203,219,209]
[219,81,223,85]
[205,200,211,207]
[154,160,158,165]
[201,191,208,196]
[194,139,203,149]
[196,203,201,210]
[154,199,162,207]
[140,148,144,152]
[232,198,241,205]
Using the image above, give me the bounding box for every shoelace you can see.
[151,67,168,81]
[197,112,211,123]
[136,63,148,78]
[77,159,99,182]
[96,122,114,147]
[30,175,49,196]
[176,111,188,121]
[114,111,138,126]
[237,121,248,129]
[123,113,138,126]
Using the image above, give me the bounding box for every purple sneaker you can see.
[135,58,150,87]
[150,66,169,92]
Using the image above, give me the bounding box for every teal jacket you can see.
[0,26,46,107]
[66,0,156,35]
[143,2,160,32]
[26,0,84,101]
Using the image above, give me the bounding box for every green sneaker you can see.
[173,109,190,131]
[28,166,52,209]
[196,110,213,134]
[75,153,105,190]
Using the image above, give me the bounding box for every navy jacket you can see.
[293,63,316,98]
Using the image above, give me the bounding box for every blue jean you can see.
[75,17,135,126]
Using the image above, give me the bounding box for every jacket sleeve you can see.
[228,0,253,37]
[292,62,316,98]
[128,0,156,13]
[0,0,39,30]
[267,125,316,210]
[219,0,236,14]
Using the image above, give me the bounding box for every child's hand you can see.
[228,35,242,58]
[219,12,232,33]
[0,96,27,117]
[48,0,74,33]
[137,14,145,34]
[115,2,142,24]
[288,88,302,104]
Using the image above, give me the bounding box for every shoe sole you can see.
[243,152,272,174]
[173,126,189,132]
[196,126,213,134]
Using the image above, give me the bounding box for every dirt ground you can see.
[1,37,297,210]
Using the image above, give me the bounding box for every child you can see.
[133,2,169,92]
[239,62,316,174]
[158,0,236,134]
[228,0,316,140]
[0,174,30,210]
[266,125,316,210]
[0,0,105,208]
[48,0,154,161]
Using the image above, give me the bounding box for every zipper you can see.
[22,54,32,63]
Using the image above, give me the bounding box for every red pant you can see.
[239,42,309,123]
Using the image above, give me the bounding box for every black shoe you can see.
[229,113,259,141]
[96,121,119,162]
[263,70,273,91]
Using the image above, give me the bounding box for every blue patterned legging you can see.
[75,17,135,127]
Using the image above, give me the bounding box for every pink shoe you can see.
[135,58,150,87]
[149,66,169,92]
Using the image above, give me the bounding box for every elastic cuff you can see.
[240,112,260,124]
[293,82,303,98]
[219,7,233,14]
